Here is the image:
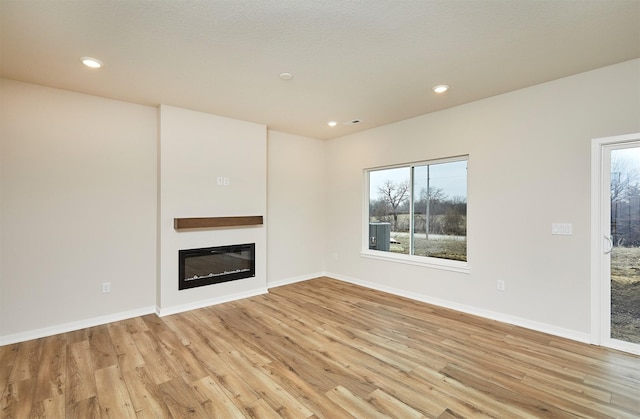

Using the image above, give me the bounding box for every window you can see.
[365,156,468,271]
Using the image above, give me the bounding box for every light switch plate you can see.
[552,223,572,235]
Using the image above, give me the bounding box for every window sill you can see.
[360,250,470,274]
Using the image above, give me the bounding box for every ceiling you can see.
[1,1,639,140]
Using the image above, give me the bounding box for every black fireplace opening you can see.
[179,243,255,290]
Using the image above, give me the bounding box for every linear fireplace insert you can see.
[178,243,255,290]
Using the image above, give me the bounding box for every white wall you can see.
[324,59,640,340]
[0,79,157,341]
[267,131,325,286]
[158,105,267,314]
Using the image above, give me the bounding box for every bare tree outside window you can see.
[377,179,410,231]
[611,155,640,246]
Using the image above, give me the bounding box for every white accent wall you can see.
[0,79,157,340]
[267,131,326,286]
[324,59,640,340]
[157,105,267,314]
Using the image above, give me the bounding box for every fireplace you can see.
[178,243,255,290]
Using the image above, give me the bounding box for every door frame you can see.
[591,132,640,355]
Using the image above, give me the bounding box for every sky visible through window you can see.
[613,146,640,167]
[369,160,467,200]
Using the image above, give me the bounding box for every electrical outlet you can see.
[497,280,505,291]
[102,282,111,293]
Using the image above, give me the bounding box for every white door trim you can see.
[590,132,640,354]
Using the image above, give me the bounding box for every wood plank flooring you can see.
[1,277,639,418]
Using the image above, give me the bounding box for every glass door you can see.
[593,133,640,355]
[608,146,640,349]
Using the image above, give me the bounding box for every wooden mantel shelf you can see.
[174,216,263,230]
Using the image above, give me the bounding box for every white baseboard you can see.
[0,306,156,346]
[267,272,326,289]
[156,287,269,317]
[326,272,591,344]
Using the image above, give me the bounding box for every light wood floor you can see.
[1,277,639,418]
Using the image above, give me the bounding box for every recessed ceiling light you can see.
[279,72,293,80]
[328,121,337,127]
[81,57,103,69]
[433,84,450,93]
